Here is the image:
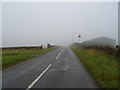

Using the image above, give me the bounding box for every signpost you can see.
[78,34,81,43]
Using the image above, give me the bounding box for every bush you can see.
[82,45,119,58]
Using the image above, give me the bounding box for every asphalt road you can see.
[3,47,97,88]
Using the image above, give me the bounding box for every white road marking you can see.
[61,49,64,52]
[26,64,52,90]
[56,49,64,59]
[56,53,61,59]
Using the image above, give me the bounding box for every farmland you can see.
[2,47,57,69]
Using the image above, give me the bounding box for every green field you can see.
[0,56,1,66]
[2,47,57,69]
[71,47,118,88]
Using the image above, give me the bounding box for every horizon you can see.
[2,2,118,47]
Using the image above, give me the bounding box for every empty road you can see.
[3,47,97,89]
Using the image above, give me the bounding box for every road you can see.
[3,47,97,89]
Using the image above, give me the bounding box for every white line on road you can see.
[26,64,52,90]
[61,49,64,52]
[56,49,64,59]
[56,53,61,59]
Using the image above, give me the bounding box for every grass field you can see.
[0,56,1,67]
[71,47,118,88]
[2,47,57,69]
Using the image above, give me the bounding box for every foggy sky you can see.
[2,2,118,47]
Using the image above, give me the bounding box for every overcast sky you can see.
[2,2,118,47]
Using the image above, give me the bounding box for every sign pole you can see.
[78,34,81,43]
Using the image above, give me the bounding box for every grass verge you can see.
[2,47,57,69]
[71,47,118,88]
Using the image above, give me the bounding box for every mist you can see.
[2,2,118,47]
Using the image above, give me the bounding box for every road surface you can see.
[3,47,97,88]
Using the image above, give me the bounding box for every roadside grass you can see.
[0,50,2,69]
[2,47,57,69]
[71,47,118,88]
